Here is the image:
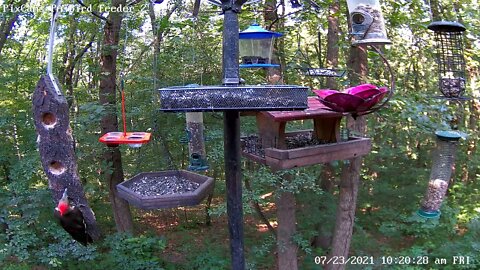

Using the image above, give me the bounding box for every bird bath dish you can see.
[117,170,214,209]
[313,83,389,114]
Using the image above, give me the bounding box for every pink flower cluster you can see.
[313,84,389,113]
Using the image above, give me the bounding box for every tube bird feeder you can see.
[346,0,391,45]
[418,131,462,218]
[428,21,467,99]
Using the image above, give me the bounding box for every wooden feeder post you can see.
[32,76,101,241]
[222,1,245,269]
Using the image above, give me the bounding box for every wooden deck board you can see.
[261,97,344,122]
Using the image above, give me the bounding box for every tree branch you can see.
[75,0,109,23]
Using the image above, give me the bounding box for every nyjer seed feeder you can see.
[239,23,283,68]
[347,0,391,45]
[428,21,467,99]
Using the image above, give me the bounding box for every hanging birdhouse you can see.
[239,24,283,68]
[428,21,467,99]
[346,0,391,45]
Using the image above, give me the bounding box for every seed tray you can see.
[117,170,214,209]
[241,131,371,170]
[159,85,308,112]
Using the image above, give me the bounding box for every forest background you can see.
[0,0,479,269]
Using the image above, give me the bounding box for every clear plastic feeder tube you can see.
[419,132,460,217]
[347,0,391,45]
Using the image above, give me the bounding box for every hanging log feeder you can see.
[117,170,214,209]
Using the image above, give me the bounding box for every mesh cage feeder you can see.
[418,131,462,218]
[428,21,467,99]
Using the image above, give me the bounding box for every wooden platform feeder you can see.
[117,170,214,209]
[242,97,372,170]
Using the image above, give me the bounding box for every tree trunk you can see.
[99,0,133,233]
[325,0,340,90]
[0,0,27,56]
[264,0,298,267]
[276,186,297,270]
[326,44,367,270]
[313,0,341,250]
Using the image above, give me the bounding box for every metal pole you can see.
[222,1,245,269]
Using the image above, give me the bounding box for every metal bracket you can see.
[220,0,244,13]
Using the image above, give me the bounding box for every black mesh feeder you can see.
[428,21,467,99]
[417,131,462,218]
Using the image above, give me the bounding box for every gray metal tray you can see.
[159,85,308,112]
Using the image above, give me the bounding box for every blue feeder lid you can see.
[239,24,283,39]
[435,130,465,141]
[417,209,440,219]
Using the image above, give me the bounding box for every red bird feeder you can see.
[99,81,151,147]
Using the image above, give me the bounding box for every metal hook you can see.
[47,0,63,96]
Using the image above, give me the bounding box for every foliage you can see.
[0,0,480,268]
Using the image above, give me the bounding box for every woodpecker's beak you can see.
[61,188,68,201]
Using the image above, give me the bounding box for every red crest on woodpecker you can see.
[57,201,69,216]
[56,188,70,216]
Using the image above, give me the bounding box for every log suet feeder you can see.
[32,0,100,241]
[428,21,467,99]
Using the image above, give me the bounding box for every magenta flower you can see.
[312,84,389,114]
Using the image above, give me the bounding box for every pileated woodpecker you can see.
[54,189,93,246]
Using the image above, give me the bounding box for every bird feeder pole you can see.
[221,0,245,268]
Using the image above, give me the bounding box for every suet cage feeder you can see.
[347,0,391,45]
[239,24,283,68]
[418,131,462,218]
[428,21,467,99]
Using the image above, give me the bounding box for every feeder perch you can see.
[99,84,151,147]
[117,170,214,209]
[418,130,462,218]
[99,132,151,147]
[188,153,209,171]
[239,24,283,68]
[347,0,391,45]
[159,85,308,112]
[428,21,467,99]
[301,68,346,77]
